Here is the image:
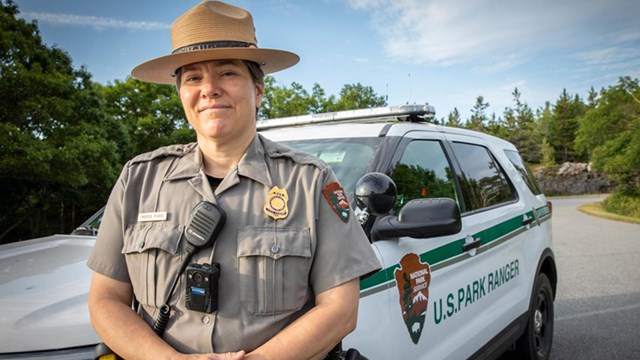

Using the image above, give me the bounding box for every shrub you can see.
[602,193,640,218]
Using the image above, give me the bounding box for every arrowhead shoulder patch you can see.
[323,182,350,223]
[395,253,431,344]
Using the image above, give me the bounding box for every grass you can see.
[578,201,640,225]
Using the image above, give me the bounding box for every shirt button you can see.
[271,245,280,254]
[138,241,145,249]
[202,315,210,324]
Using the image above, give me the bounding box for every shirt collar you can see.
[237,134,271,187]
[163,135,272,187]
[163,143,202,181]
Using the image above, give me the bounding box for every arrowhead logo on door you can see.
[394,253,431,344]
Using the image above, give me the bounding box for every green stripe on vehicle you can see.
[360,205,551,295]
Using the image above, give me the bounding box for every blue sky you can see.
[13,0,640,120]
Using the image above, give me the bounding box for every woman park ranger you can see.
[87,1,381,359]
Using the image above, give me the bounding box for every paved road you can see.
[549,196,640,360]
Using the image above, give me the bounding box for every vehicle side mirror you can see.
[354,172,397,215]
[371,198,462,241]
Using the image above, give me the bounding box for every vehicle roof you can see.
[259,121,391,140]
[259,119,517,152]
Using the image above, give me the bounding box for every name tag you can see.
[138,212,168,222]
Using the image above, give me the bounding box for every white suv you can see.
[259,104,556,360]
[0,105,555,360]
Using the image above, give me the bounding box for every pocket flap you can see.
[237,227,311,260]
[122,223,183,255]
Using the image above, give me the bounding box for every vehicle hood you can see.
[0,234,101,353]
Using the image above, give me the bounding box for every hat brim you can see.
[131,48,299,84]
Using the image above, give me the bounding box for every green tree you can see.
[586,86,598,109]
[260,78,386,119]
[536,102,553,139]
[444,108,462,127]
[547,89,585,162]
[100,77,192,162]
[575,77,640,197]
[308,83,333,114]
[536,102,555,172]
[502,88,541,163]
[328,83,387,112]
[466,96,489,131]
[540,138,556,173]
[0,0,122,242]
[484,112,506,139]
[260,77,314,118]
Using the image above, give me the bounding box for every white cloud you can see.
[472,53,525,74]
[577,46,640,68]
[20,12,170,31]
[615,29,640,43]
[344,0,640,69]
[572,45,640,86]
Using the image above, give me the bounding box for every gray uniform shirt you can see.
[87,134,381,354]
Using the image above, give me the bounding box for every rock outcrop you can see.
[533,162,617,195]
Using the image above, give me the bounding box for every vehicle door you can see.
[435,132,533,358]
[348,130,526,359]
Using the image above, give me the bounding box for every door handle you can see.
[462,238,482,252]
[522,216,534,226]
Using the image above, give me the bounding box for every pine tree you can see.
[540,138,556,174]
[467,96,489,131]
[445,108,462,127]
[547,89,585,162]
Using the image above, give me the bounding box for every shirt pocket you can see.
[122,222,183,308]
[237,226,312,315]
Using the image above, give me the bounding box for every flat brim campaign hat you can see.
[131,0,299,84]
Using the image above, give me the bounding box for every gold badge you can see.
[264,186,289,220]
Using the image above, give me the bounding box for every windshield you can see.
[67,138,381,237]
[71,207,104,236]
[280,137,381,199]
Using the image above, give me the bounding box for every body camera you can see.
[185,262,220,313]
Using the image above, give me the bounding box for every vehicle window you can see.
[504,150,542,195]
[281,138,381,199]
[451,142,515,211]
[87,214,102,230]
[391,140,457,212]
[71,207,104,236]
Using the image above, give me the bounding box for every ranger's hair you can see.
[174,60,264,90]
[174,60,264,119]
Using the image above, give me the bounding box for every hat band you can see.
[172,41,257,54]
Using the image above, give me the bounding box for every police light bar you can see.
[257,104,436,130]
